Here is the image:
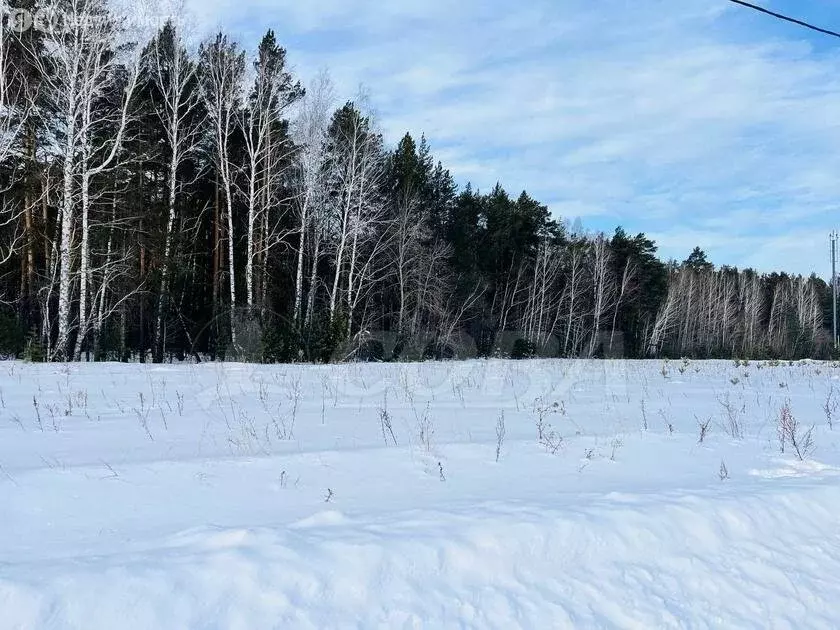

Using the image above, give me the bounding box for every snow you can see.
[2,358,840,628]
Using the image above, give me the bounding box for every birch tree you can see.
[561,239,588,356]
[740,270,765,356]
[147,20,201,361]
[30,0,141,359]
[324,100,387,333]
[199,33,245,352]
[647,266,680,356]
[73,21,141,360]
[608,257,636,354]
[587,234,615,357]
[239,30,301,313]
[390,189,426,336]
[291,70,332,327]
[0,10,28,283]
[0,6,28,164]
[522,235,563,350]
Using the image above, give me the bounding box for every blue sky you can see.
[183,0,840,276]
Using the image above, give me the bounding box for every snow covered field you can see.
[2,358,840,629]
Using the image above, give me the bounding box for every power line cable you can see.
[728,0,840,39]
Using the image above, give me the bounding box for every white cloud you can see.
[183,0,840,275]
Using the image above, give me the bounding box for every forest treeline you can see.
[0,1,834,362]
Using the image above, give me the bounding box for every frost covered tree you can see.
[324,100,388,335]
[291,70,332,328]
[27,0,141,359]
[239,30,302,314]
[145,19,202,361]
[199,32,245,352]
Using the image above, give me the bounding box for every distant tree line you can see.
[0,0,833,362]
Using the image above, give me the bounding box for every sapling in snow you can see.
[379,406,398,447]
[778,400,815,462]
[697,415,712,444]
[495,411,506,463]
[824,386,837,430]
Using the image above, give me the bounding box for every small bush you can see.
[778,400,815,461]
[697,415,712,444]
[511,338,537,360]
[23,327,46,362]
[0,309,23,358]
[261,318,301,363]
[423,341,455,361]
[351,339,385,362]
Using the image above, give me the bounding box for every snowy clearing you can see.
[2,359,840,629]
